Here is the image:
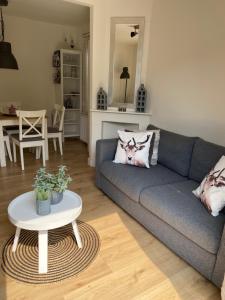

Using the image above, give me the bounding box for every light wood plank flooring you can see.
[0,139,221,300]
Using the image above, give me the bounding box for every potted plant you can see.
[33,168,52,215]
[51,165,72,205]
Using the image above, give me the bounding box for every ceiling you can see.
[4,0,90,27]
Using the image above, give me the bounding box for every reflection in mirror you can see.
[113,24,138,104]
[108,17,144,108]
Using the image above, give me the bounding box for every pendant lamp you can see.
[0,6,18,69]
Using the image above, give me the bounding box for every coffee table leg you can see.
[72,221,82,248]
[12,227,21,252]
[38,230,48,273]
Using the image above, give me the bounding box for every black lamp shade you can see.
[0,0,8,6]
[120,67,130,79]
[0,41,18,69]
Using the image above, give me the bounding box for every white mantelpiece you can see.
[89,109,152,166]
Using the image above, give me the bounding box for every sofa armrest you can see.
[95,138,118,188]
[95,138,118,171]
[212,221,225,287]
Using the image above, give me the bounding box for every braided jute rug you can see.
[1,221,100,284]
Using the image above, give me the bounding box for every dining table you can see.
[0,113,49,167]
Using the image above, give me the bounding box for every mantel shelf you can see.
[91,109,152,116]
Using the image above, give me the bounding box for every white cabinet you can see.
[53,49,82,138]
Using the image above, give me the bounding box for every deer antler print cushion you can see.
[113,130,153,168]
[193,155,225,216]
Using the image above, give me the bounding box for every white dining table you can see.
[0,113,49,167]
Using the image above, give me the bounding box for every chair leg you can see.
[58,136,63,156]
[53,138,57,152]
[36,147,41,159]
[19,146,25,171]
[5,139,13,162]
[38,147,42,159]
[36,147,39,159]
[13,142,17,162]
[42,145,46,167]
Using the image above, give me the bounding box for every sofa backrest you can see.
[147,125,196,176]
[189,138,225,182]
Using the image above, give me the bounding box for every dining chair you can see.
[37,105,65,158]
[50,104,65,155]
[11,110,46,171]
[3,131,13,162]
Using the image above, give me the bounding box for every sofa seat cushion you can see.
[140,180,225,254]
[100,161,186,203]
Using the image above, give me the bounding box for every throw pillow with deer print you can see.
[113,130,153,168]
[193,156,225,216]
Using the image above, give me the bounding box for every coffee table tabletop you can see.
[8,190,82,231]
[8,190,82,273]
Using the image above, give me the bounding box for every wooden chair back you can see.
[52,104,65,132]
[16,110,46,141]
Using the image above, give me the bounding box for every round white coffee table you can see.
[8,190,82,274]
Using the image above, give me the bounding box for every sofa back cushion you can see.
[189,138,225,182]
[147,125,196,176]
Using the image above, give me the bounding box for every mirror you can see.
[108,17,145,108]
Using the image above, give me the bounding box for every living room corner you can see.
[0,0,225,299]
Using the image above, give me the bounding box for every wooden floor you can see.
[0,139,221,300]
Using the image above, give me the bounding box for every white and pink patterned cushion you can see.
[113,130,153,168]
[193,155,225,216]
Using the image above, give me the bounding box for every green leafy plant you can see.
[51,165,72,193]
[33,168,53,201]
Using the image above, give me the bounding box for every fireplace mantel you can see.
[91,109,152,116]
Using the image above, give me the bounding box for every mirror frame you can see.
[108,17,145,108]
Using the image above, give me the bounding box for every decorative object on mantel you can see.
[136,84,147,113]
[0,4,18,69]
[120,67,130,103]
[97,87,107,110]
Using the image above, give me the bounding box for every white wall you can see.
[69,0,225,165]
[147,0,225,146]
[0,15,85,117]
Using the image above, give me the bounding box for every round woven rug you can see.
[1,221,100,284]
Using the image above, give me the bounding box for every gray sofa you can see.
[95,126,225,287]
